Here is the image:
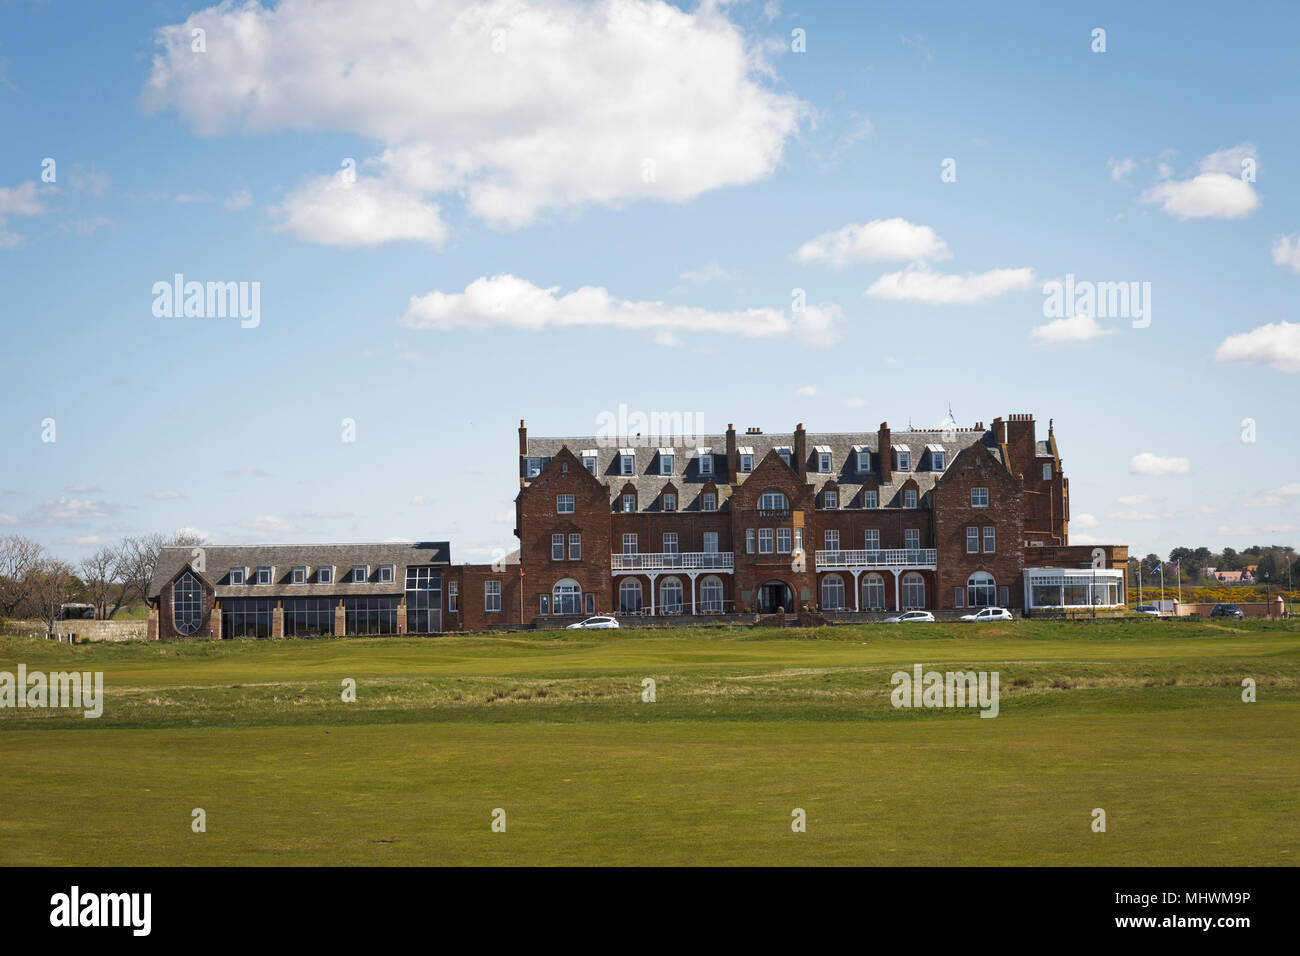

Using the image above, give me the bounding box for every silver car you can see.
[884,610,935,623]
[565,616,620,630]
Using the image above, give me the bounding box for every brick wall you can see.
[933,441,1025,610]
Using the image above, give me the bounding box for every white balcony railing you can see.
[611,552,735,572]
[815,548,937,569]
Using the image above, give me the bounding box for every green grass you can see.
[1,619,1297,865]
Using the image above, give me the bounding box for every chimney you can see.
[518,419,528,456]
[877,421,892,483]
[1004,413,1037,477]
[725,423,737,484]
[794,423,807,480]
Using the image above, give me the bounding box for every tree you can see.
[118,531,209,609]
[79,545,127,620]
[28,558,79,639]
[0,535,45,618]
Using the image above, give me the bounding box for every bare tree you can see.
[79,545,127,620]
[28,558,79,638]
[0,535,46,618]
[119,531,209,609]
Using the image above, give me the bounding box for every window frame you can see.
[557,494,575,514]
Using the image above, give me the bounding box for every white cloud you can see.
[680,262,738,284]
[843,396,869,408]
[67,165,110,197]
[145,0,804,243]
[0,180,45,248]
[65,216,111,237]
[1116,494,1149,506]
[1129,453,1191,476]
[1072,512,1099,529]
[1107,510,1170,521]
[794,218,949,267]
[794,384,817,397]
[224,187,253,211]
[1107,156,1137,182]
[400,274,843,345]
[33,497,117,522]
[410,495,428,506]
[1031,313,1116,344]
[276,171,449,247]
[1251,483,1300,508]
[236,514,295,536]
[865,265,1036,304]
[1139,144,1260,219]
[1214,321,1300,374]
[1271,233,1300,274]
[0,514,18,526]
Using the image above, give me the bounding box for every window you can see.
[905,529,921,551]
[855,489,875,510]
[967,527,979,553]
[622,533,637,555]
[759,529,774,554]
[223,597,275,638]
[405,566,441,633]
[901,572,925,609]
[553,579,582,616]
[623,494,635,513]
[378,564,394,584]
[557,494,575,514]
[663,533,678,554]
[583,456,597,474]
[524,457,542,478]
[971,487,989,507]
[932,451,945,470]
[663,493,677,512]
[983,527,996,553]
[485,581,502,612]
[173,571,203,635]
[777,528,792,553]
[777,449,792,466]
[740,454,754,472]
[660,454,674,475]
[448,582,459,613]
[864,529,880,551]
[619,579,643,614]
[660,578,683,614]
[620,454,634,475]
[229,567,245,586]
[896,449,911,472]
[291,566,307,585]
[824,530,839,551]
[284,597,333,637]
[862,574,886,610]
[904,490,917,508]
[318,566,334,584]
[758,491,789,511]
[745,529,755,554]
[1042,462,1052,481]
[585,593,595,615]
[857,449,871,472]
[702,532,718,553]
[823,491,838,509]
[552,534,565,560]
[700,576,724,612]
[818,452,832,473]
[350,565,367,583]
[821,574,845,610]
[255,566,272,585]
[967,572,996,607]
[539,594,549,615]
[701,493,717,512]
[568,533,581,560]
[699,453,713,475]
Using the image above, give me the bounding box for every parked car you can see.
[565,616,620,630]
[1134,604,1163,617]
[884,610,935,623]
[960,607,1013,622]
[1210,603,1245,619]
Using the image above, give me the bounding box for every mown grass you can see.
[1,619,1297,865]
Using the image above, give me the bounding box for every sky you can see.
[1,0,1297,565]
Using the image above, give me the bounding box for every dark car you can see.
[1210,603,1245,618]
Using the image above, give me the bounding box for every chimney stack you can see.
[877,421,892,483]
[518,419,528,456]
[794,423,807,480]
[725,423,737,484]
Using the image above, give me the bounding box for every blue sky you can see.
[1,0,1297,563]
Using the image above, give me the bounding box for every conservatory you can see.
[1023,567,1126,614]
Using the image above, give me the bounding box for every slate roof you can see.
[523,428,1000,511]
[148,541,450,600]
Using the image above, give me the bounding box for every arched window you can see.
[820,574,845,611]
[967,571,996,608]
[660,577,683,614]
[901,572,926,609]
[862,573,886,610]
[758,491,789,511]
[700,576,724,613]
[173,571,203,635]
[619,578,643,614]
[552,579,582,616]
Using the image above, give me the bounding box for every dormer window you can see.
[583,456,597,474]
[856,448,871,472]
[351,565,368,583]
[663,493,677,512]
[229,567,246,586]
[660,451,674,475]
[317,566,334,584]
[698,451,713,475]
[904,490,918,508]
[823,490,839,509]
[815,446,832,473]
[255,566,272,586]
[932,451,945,470]
[524,457,542,478]
[702,493,717,512]
[378,564,394,584]
[620,452,635,475]
[776,447,791,466]
[557,494,575,514]
[740,453,753,472]
[291,566,307,585]
[896,449,911,472]
[864,490,878,509]
[622,494,635,513]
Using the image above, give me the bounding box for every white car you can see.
[1134,604,1162,617]
[565,616,620,630]
[961,607,1013,622]
[883,610,935,623]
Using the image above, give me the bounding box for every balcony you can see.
[611,552,735,573]
[815,548,937,570]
